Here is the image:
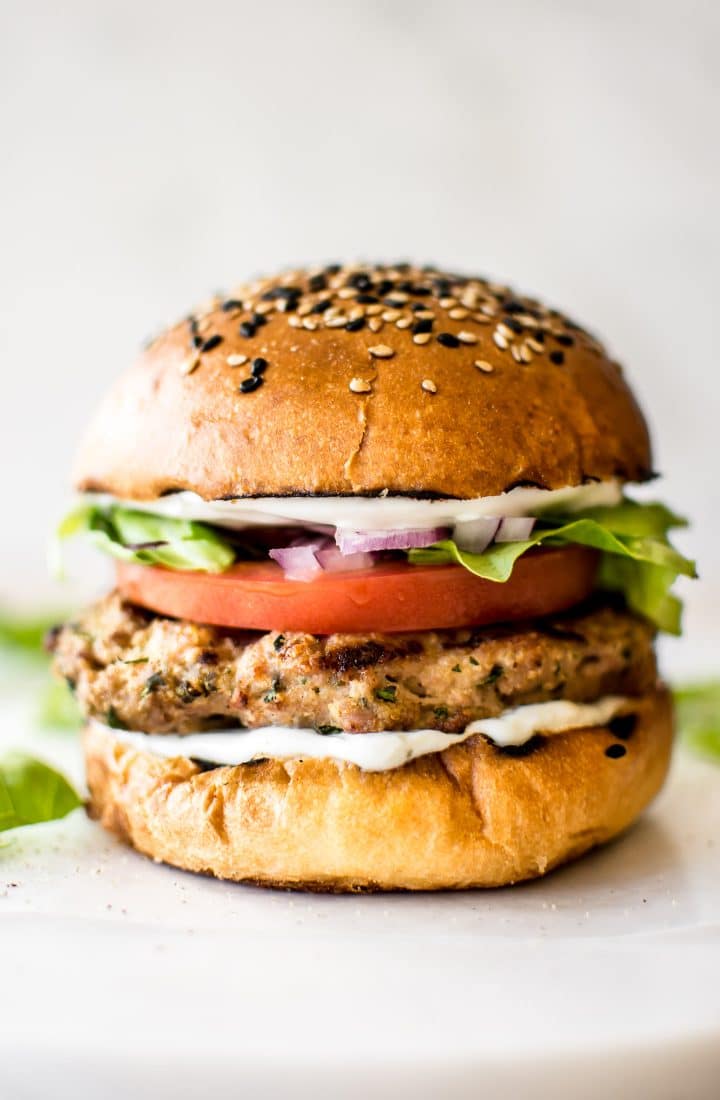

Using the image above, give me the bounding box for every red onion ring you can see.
[335,527,449,554]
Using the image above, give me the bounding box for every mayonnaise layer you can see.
[97,696,627,773]
[85,480,621,533]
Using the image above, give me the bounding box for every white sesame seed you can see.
[226,354,248,367]
[387,291,409,302]
[421,379,437,393]
[368,318,384,332]
[457,331,478,345]
[297,302,313,317]
[349,377,372,393]
[414,310,435,320]
[368,344,395,359]
[493,331,509,350]
[302,318,318,330]
[254,300,274,315]
[497,322,514,340]
[365,304,384,316]
[348,306,365,321]
[382,309,401,322]
[179,352,200,376]
[474,359,494,373]
[439,297,456,309]
[472,313,491,324]
[511,343,523,362]
[413,332,432,345]
[519,344,533,363]
[448,307,469,320]
[395,316,412,329]
[527,337,544,353]
[288,315,302,328]
[337,287,357,299]
[325,315,348,328]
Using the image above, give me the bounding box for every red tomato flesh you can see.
[116,545,598,634]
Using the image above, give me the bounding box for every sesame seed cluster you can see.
[173,262,604,397]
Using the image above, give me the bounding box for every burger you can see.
[49,262,695,891]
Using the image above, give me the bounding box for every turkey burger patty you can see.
[49,593,656,735]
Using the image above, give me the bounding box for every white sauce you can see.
[97,696,627,773]
[85,480,621,533]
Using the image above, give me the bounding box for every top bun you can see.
[73,263,652,501]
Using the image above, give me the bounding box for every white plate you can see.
[1,657,719,1099]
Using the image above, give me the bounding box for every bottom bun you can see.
[85,687,672,892]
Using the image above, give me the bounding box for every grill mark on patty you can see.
[323,639,423,673]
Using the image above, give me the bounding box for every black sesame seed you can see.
[605,743,627,759]
[345,318,366,332]
[411,302,428,312]
[384,297,407,308]
[504,317,524,334]
[200,334,223,353]
[222,299,243,312]
[356,294,379,304]
[239,321,256,338]
[308,274,327,292]
[252,312,268,327]
[608,713,637,740]
[324,263,341,275]
[375,280,394,297]
[412,319,433,334]
[192,334,203,349]
[251,357,268,375]
[311,298,333,314]
[437,332,460,348]
[348,272,372,291]
[502,299,525,314]
[555,334,575,347]
[533,331,546,344]
[275,285,302,299]
[239,376,263,393]
[549,350,565,365]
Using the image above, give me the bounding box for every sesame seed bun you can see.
[73,263,652,500]
[84,686,671,892]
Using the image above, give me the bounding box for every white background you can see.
[1,0,718,642]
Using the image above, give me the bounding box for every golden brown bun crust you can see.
[73,264,652,500]
[84,687,672,891]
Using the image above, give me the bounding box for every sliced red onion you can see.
[495,517,536,543]
[452,518,500,553]
[315,546,376,572]
[269,541,326,580]
[335,527,449,554]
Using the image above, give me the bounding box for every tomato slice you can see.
[116,545,598,634]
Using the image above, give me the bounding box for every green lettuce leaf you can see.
[0,752,82,833]
[409,499,696,634]
[674,682,720,762]
[53,504,236,575]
